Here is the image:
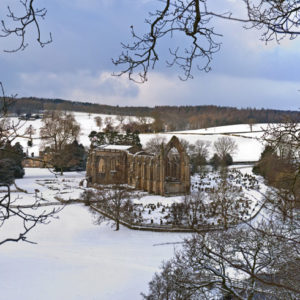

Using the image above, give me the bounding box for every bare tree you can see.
[103,116,115,132]
[248,118,256,132]
[0,182,62,245]
[145,136,167,154]
[24,124,36,147]
[206,171,252,229]
[213,136,238,162]
[178,138,194,155]
[0,85,61,246]
[40,110,80,150]
[183,190,205,228]
[87,186,135,231]
[142,223,300,299]
[116,115,126,126]
[40,110,81,174]
[190,140,211,172]
[262,121,300,163]
[137,116,148,125]
[114,1,300,82]
[94,116,103,130]
[194,140,210,158]
[0,0,52,52]
[257,120,300,216]
[2,1,300,82]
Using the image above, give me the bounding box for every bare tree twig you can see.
[0,0,52,52]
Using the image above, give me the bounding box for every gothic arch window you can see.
[111,159,116,171]
[166,147,181,181]
[144,162,148,180]
[98,158,105,173]
[156,162,160,181]
[150,162,153,181]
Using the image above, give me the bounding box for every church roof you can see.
[99,145,134,151]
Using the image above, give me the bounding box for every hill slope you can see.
[12,112,264,162]
[5,97,300,131]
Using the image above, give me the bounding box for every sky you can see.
[0,0,300,110]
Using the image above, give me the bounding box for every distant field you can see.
[10,111,264,162]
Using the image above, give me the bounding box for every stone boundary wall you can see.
[90,205,228,233]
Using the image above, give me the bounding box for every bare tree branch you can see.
[114,0,300,82]
[0,0,52,52]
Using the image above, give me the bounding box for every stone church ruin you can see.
[86,136,190,196]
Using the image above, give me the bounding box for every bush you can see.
[209,154,221,167]
[224,153,233,166]
[210,153,233,167]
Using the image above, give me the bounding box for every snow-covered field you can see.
[0,168,187,300]
[139,132,263,162]
[9,111,265,162]
[173,123,269,134]
[0,163,268,300]
[9,112,151,156]
[1,112,275,299]
[0,206,186,300]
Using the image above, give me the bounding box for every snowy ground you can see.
[8,112,268,162]
[138,133,261,162]
[1,114,276,299]
[0,160,271,300]
[173,123,269,134]
[9,112,152,157]
[0,205,186,300]
[129,166,264,227]
[0,168,188,300]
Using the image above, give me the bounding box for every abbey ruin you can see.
[86,136,190,196]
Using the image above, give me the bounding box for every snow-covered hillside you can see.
[10,112,150,156]
[173,123,268,134]
[10,111,265,162]
[139,132,263,162]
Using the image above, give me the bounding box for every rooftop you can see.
[99,145,134,151]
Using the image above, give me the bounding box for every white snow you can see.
[100,145,133,150]
[5,111,274,162]
[0,168,188,300]
[8,112,152,156]
[173,123,269,134]
[139,132,263,162]
[0,205,187,300]
[1,112,279,299]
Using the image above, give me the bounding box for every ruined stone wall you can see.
[87,149,128,185]
[22,152,53,168]
[22,157,44,168]
[86,136,191,196]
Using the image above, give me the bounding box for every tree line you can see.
[4,97,300,132]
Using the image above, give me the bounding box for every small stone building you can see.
[22,151,52,168]
[86,136,190,196]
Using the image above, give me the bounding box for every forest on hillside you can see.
[3,97,300,131]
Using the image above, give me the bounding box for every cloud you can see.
[18,70,139,102]
[1,0,298,111]
[17,70,300,110]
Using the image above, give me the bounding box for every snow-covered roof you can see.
[100,145,133,151]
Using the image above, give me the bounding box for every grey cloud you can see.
[17,71,139,102]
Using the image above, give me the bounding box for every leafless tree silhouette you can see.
[0,84,62,245]
[0,0,52,52]
[113,0,300,82]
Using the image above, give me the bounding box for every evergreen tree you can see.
[0,142,25,179]
[88,130,142,149]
